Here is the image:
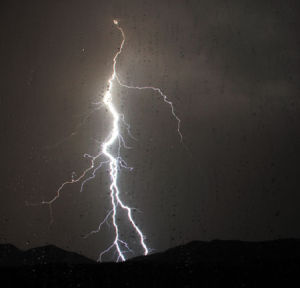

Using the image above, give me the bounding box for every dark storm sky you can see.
[1,0,299,260]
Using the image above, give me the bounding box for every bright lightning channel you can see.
[38,19,182,262]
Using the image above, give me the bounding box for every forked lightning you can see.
[38,19,182,262]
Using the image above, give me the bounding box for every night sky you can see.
[1,0,300,261]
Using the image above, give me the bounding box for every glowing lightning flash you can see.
[38,20,182,262]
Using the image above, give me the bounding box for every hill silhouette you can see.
[0,244,94,266]
[1,239,299,287]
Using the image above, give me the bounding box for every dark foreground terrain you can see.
[1,239,299,287]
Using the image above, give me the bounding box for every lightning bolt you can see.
[32,19,182,262]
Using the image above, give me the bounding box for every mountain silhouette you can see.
[0,244,94,266]
[1,239,300,287]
